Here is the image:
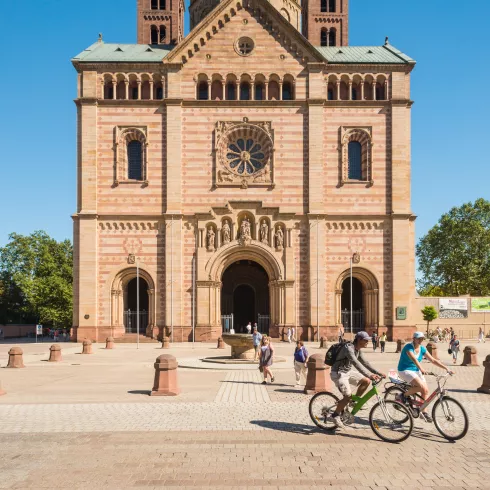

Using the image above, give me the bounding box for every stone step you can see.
[114,334,159,343]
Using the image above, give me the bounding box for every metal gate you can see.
[124,310,148,334]
[258,314,270,335]
[221,314,234,333]
[341,309,365,334]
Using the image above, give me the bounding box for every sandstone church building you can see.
[72,0,417,342]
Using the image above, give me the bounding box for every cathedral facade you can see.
[72,0,417,342]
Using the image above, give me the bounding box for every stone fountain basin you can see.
[222,333,255,359]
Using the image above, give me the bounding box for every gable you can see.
[164,0,324,66]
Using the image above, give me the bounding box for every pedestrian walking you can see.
[338,326,344,343]
[372,330,378,351]
[379,332,387,353]
[291,326,296,342]
[252,327,262,361]
[246,322,252,334]
[449,334,460,364]
[287,327,292,343]
[478,327,486,343]
[293,341,308,386]
[259,336,275,384]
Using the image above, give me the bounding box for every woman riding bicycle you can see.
[397,331,453,422]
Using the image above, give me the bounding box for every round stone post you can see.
[82,339,93,354]
[106,337,115,349]
[461,345,479,366]
[477,355,490,394]
[162,335,170,349]
[48,344,62,362]
[304,353,331,395]
[426,342,439,360]
[396,339,406,353]
[151,354,180,396]
[217,337,225,349]
[7,347,25,368]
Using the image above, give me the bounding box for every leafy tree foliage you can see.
[0,231,72,328]
[421,306,438,336]
[416,198,490,296]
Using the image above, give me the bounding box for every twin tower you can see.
[136,0,349,47]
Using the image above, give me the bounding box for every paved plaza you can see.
[1,339,490,489]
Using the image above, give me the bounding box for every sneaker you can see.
[420,412,433,423]
[271,377,275,383]
[261,381,267,385]
[332,414,345,429]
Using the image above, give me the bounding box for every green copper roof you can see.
[72,42,173,63]
[315,44,415,64]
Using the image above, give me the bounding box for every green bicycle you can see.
[309,378,414,443]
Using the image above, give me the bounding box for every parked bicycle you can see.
[384,371,469,441]
[309,378,414,443]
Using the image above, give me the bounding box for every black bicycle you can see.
[384,371,469,441]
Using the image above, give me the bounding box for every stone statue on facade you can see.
[275,226,284,250]
[260,220,269,245]
[239,217,252,246]
[206,226,215,251]
[222,221,231,245]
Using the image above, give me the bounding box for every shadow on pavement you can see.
[128,390,151,396]
[250,420,321,435]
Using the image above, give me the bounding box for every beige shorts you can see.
[330,370,366,397]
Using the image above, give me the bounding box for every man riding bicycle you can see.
[330,331,386,429]
[397,331,454,422]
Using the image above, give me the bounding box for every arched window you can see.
[348,141,362,180]
[321,29,327,47]
[131,85,138,100]
[327,88,334,100]
[329,0,336,12]
[376,83,386,100]
[104,81,114,99]
[255,83,264,100]
[155,83,163,99]
[321,0,327,12]
[268,80,279,100]
[159,25,166,44]
[197,81,208,100]
[128,141,143,180]
[226,82,236,100]
[352,88,358,101]
[240,82,250,100]
[159,0,166,8]
[151,0,158,9]
[150,25,158,44]
[282,81,293,100]
[329,28,336,47]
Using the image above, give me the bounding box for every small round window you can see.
[235,37,254,56]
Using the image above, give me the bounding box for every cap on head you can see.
[413,331,425,339]
[355,331,371,342]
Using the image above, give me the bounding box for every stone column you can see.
[348,81,353,100]
[360,81,365,100]
[124,80,129,100]
[207,80,211,100]
[279,81,283,100]
[265,81,269,100]
[149,81,154,100]
[384,80,389,100]
[372,81,376,100]
[336,81,341,100]
[236,81,240,100]
[251,82,255,100]
[112,80,116,100]
[137,80,142,100]
[222,81,225,100]
[335,289,343,325]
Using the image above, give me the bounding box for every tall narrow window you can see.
[131,87,138,100]
[282,81,293,100]
[159,25,166,43]
[255,84,264,100]
[226,83,236,100]
[156,85,163,99]
[151,25,158,44]
[327,89,334,101]
[240,82,250,100]
[198,81,208,100]
[321,29,327,47]
[159,0,166,8]
[329,28,336,47]
[352,88,358,101]
[321,0,327,12]
[348,141,362,180]
[128,141,143,180]
[151,0,158,9]
[329,0,336,12]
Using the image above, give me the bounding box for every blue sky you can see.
[0,0,488,262]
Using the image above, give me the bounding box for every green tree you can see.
[0,231,73,328]
[416,198,490,296]
[421,306,438,337]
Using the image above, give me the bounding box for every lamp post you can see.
[136,258,140,350]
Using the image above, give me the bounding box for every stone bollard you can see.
[48,344,62,362]
[151,354,180,396]
[304,353,331,395]
[7,347,25,368]
[217,337,225,349]
[396,339,406,354]
[82,339,93,355]
[106,337,115,349]
[319,337,327,349]
[426,342,439,360]
[162,336,170,349]
[461,345,479,366]
[477,355,490,394]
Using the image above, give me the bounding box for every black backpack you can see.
[325,341,350,366]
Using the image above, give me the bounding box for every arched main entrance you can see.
[124,277,149,334]
[341,276,364,332]
[221,260,270,333]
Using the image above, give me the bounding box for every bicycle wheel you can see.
[432,396,469,441]
[369,400,413,443]
[309,392,340,430]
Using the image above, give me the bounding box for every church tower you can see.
[137,0,185,45]
[302,0,349,47]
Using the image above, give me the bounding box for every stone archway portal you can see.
[221,260,270,333]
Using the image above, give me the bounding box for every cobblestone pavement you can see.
[1,341,490,488]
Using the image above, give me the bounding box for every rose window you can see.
[219,123,273,177]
